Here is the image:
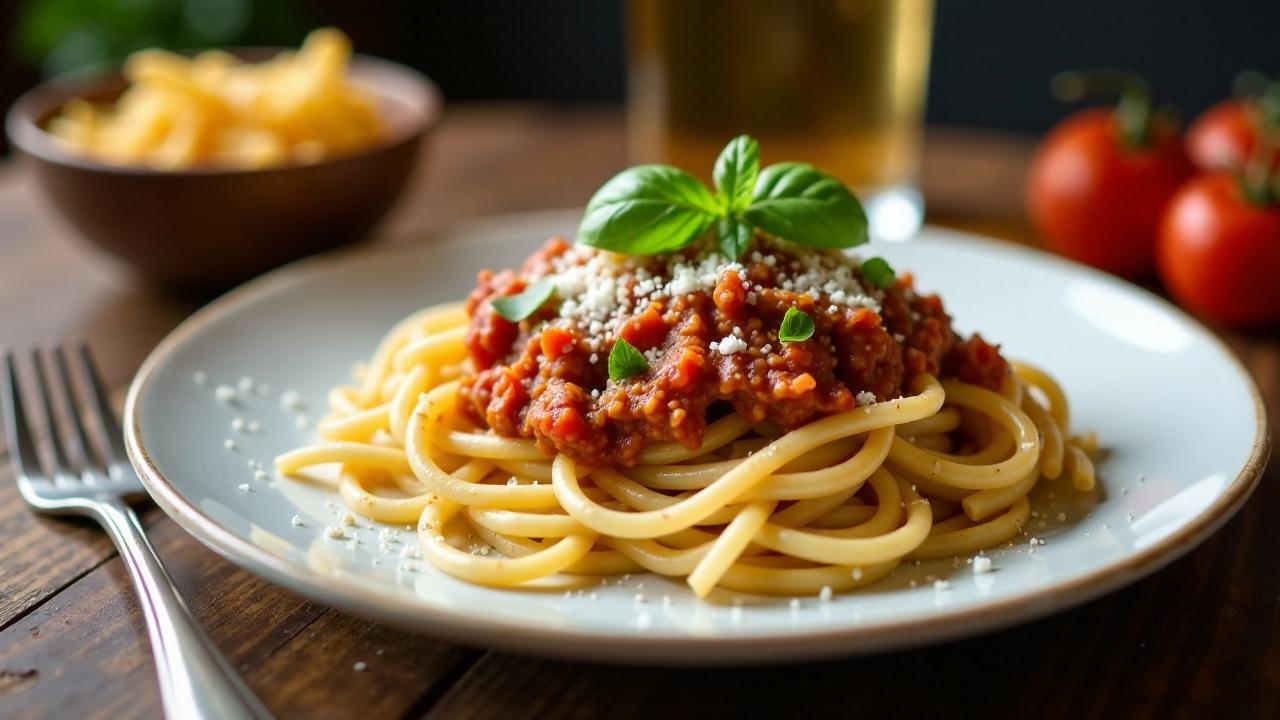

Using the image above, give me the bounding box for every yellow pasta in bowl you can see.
[5,28,440,292]
[46,29,386,170]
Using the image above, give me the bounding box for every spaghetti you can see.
[277,236,1097,598]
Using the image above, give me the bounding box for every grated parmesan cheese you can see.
[544,239,881,354]
[279,390,305,411]
[712,335,748,356]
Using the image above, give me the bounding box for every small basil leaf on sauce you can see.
[860,257,897,289]
[490,278,556,322]
[778,307,815,342]
[608,338,650,382]
[744,163,869,250]
[577,165,720,255]
[713,135,760,213]
[717,216,754,262]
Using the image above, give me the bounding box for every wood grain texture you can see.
[0,515,474,720]
[0,106,1275,719]
[0,470,115,628]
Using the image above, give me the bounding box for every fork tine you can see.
[67,341,128,473]
[31,347,87,480]
[50,343,108,479]
[2,350,46,483]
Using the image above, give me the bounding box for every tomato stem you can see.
[1241,138,1277,207]
[1051,70,1154,147]
[1234,72,1280,206]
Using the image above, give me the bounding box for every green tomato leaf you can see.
[860,257,897,289]
[744,163,869,249]
[608,338,650,382]
[713,135,760,212]
[717,216,754,262]
[577,165,720,255]
[490,278,556,322]
[778,307,815,343]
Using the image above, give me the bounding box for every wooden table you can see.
[0,105,1275,719]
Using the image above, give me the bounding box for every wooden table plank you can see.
[0,473,117,628]
[0,105,1275,718]
[0,516,476,719]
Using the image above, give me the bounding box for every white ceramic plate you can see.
[125,210,1269,664]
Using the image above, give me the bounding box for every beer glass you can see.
[628,0,935,241]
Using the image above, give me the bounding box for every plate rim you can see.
[124,210,1271,664]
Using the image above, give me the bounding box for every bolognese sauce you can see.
[460,237,1007,467]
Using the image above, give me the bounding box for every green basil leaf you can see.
[860,257,896,289]
[744,163,869,249]
[717,216,753,262]
[713,135,760,212]
[608,338,650,382]
[490,278,556,322]
[577,165,720,255]
[778,307,815,342]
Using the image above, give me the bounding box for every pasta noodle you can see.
[47,29,382,169]
[277,300,1097,598]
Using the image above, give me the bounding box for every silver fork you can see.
[2,344,272,720]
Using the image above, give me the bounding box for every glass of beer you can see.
[628,0,935,241]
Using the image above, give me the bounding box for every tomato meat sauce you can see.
[459,238,1008,467]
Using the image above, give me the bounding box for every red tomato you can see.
[1027,108,1194,278]
[1186,100,1277,172]
[1155,172,1280,327]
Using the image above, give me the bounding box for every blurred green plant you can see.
[13,0,310,78]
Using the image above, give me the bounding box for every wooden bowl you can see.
[5,51,441,294]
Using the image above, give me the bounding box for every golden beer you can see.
[628,0,934,238]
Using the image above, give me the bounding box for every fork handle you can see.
[92,497,274,720]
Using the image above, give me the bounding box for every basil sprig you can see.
[744,163,869,251]
[778,307,815,342]
[578,135,868,260]
[860,257,897,289]
[713,135,759,213]
[491,278,556,322]
[608,338,649,382]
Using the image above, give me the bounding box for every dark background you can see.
[2,0,1278,154]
